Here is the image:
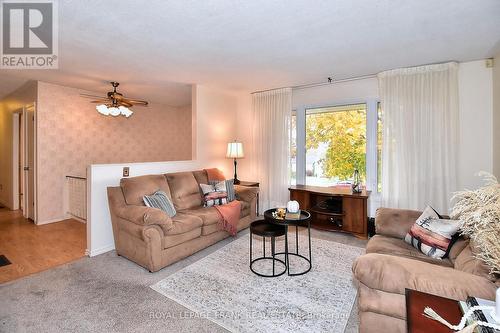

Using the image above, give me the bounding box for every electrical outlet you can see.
[123,167,130,177]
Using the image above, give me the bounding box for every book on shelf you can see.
[458,296,497,333]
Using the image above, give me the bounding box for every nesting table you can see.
[263,208,312,276]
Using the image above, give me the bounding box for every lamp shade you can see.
[226,142,244,159]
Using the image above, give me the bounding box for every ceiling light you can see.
[95,104,134,118]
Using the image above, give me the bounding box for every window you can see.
[305,104,367,186]
[292,100,381,193]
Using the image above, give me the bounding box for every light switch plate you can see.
[123,167,130,177]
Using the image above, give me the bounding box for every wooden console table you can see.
[289,185,370,239]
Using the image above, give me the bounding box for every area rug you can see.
[151,233,364,333]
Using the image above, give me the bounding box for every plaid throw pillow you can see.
[404,205,460,259]
[143,190,176,217]
[200,181,228,207]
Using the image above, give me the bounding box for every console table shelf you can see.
[289,185,370,239]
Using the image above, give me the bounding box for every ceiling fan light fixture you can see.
[108,106,121,116]
[87,82,147,118]
[119,106,133,118]
[96,104,110,116]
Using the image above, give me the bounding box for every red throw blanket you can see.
[214,200,241,236]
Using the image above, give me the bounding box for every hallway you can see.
[0,208,86,284]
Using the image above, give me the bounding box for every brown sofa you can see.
[353,207,499,333]
[107,169,258,272]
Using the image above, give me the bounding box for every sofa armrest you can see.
[115,204,173,230]
[375,207,422,239]
[234,185,259,203]
[353,253,496,301]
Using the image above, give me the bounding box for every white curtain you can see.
[379,62,459,213]
[251,88,292,212]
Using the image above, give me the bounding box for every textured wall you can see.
[37,81,192,223]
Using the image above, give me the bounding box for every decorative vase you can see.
[352,169,362,193]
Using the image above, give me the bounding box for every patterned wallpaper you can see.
[37,81,192,223]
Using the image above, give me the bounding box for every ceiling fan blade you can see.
[122,98,148,106]
[80,93,108,99]
[118,100,134,108]
[89,100,111,104]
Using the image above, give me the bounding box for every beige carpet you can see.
[0,228,366,332]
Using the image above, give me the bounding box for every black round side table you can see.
[263,209,312,276]
[249,220,287,277]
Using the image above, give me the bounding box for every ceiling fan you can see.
[80,81,148,118]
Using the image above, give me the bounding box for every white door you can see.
[23,104,36,222]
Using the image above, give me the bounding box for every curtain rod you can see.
[251,73,377,95]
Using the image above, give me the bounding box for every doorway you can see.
[12,104,37,223]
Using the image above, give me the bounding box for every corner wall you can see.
[457,61,493,189]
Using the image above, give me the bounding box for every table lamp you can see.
[226,141,244,184]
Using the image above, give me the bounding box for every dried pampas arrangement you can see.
[451,172,500,274]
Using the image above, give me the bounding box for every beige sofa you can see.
[353,208,499,333]
[107,169,258,272]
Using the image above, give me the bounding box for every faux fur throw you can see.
[451,172,500,274]
[214,200,241,236]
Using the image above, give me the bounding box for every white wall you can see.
[493,53,500,179]
[458,60,493,189]
[88,84,242,256]
[193,85,238,177]
[235,94,253,180]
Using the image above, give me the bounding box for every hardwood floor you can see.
[0,208,86,284]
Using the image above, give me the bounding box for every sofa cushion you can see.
[201,223,220,236]
[163,212,203,235]
[375,208,422,239]
[366,235,453,267]
[120,174,171,206]
[163,228,201,249]
[165,172,202,210]
[454,241,495,281]
[183,207,220,226]
[353,253,496,301]
[192,170,208,185]
[448,238,469,265]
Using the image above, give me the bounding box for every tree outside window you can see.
[305,104,367,186]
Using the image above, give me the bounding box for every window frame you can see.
[293,98,380,194]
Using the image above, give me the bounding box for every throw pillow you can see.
[404,205,460,259]
[210,179,235,202]
[143,190,176,217]
[200,181,228,207]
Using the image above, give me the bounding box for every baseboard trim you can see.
[36,217,68,225]
[89,244,115,257]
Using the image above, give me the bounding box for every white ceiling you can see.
[1,0,499,105]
